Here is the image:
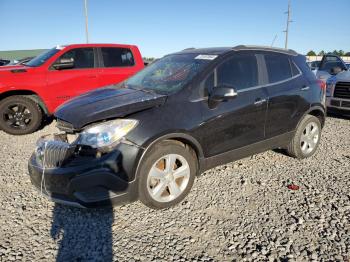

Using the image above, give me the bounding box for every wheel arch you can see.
[134,132,205,180]
[306,106,326,128]
[0,90,49,115]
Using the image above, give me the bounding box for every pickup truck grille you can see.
[334,82,350,99]
[37,140,75,168]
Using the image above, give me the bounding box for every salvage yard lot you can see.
[0,116,349,261]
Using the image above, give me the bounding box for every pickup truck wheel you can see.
[286,115,321,159]
[0,96,43,135]
[138,140,197,209]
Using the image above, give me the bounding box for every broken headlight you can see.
[76,119,138,152]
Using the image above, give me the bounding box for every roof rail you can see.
[182,47,196,51]
[233,45,298,56]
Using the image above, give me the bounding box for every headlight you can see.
[76,119,138,151]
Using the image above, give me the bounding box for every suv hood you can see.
[333,70,350,81]
[55,86,167,130]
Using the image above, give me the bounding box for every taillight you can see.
[317,79,326,91]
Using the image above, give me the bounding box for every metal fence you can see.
[306,56,350,63]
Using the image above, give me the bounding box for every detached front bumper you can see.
[28,137,143,208]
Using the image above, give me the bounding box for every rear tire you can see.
[0,96,43,135]
[286,115,321,159]
[138,140,197,209]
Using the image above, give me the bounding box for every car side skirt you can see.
[199,131,295,173]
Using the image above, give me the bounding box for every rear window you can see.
[265,54,292,83]
[101,47,135,67]
[290,61,300,76]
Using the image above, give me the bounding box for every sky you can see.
[0,0,349,58]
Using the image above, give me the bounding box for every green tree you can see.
[306,50,316,56]
[338,50,345,56]
[318,50,325,56]
[345,52,350,56]
[332,50,340,56]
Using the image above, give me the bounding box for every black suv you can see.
[28,45,326,209]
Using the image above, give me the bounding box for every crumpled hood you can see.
[55,86,167,130]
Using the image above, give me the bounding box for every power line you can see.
[84,0,89,43]
[271,34,278,47]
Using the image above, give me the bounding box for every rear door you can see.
[97,47,141,86]
[198,52,268,157]
[263,53,309,138]
[46,47,100,109]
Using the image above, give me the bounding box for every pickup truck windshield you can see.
[25,47,61,67]
[124,53,213,95]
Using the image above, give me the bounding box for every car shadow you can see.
[327,111,350,120]
[50,203,114,262]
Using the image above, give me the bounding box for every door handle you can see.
[254,98,266,106]
[301,86,310,91]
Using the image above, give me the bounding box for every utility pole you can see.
[84,0,89,43]
[284,0,292,49]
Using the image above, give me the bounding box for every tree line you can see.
[306,50,350,56]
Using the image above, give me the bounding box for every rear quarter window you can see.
[265,54,292,83]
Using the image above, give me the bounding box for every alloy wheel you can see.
[2,103,33,130]
[300,121,319,155]
[147,154,190,203]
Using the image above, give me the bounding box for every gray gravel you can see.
[0,115,349,262]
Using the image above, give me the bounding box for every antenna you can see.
[284,0,293,49]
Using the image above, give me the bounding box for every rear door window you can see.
[58,48,95,69]
[216,53,258,90]
[101,47,135,67]
[265,54,292,83]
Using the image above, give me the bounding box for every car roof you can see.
[174,45,298,56]
[58,43,138,49]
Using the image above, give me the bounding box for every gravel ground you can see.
[0,115,349,262]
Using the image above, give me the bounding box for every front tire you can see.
[0,96,43,135]
[286,115,322,159]
[138,140,197,209]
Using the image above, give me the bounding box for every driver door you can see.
[46,47,100,111]
[197,52,268,157]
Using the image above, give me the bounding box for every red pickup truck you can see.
[0,43,144,135]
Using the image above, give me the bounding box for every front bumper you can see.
[28,140,143,208]
[326,97,350,112]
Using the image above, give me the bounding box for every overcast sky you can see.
[1,0,349,57]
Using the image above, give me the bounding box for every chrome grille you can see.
[37,140,74,168]
[334,82,350,99]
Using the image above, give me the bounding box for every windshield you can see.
[124,53,214,94]
[25,47,62,67]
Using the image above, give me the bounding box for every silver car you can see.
[326,70,350,113]
[314,55,349,113]
[316,54,348,83]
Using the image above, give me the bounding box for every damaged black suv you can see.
[28,45,326,209]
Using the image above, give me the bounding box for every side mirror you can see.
[330,66,342,75]
[208,85,237,108]
[209,85,237,102]
[53,58,74,70]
